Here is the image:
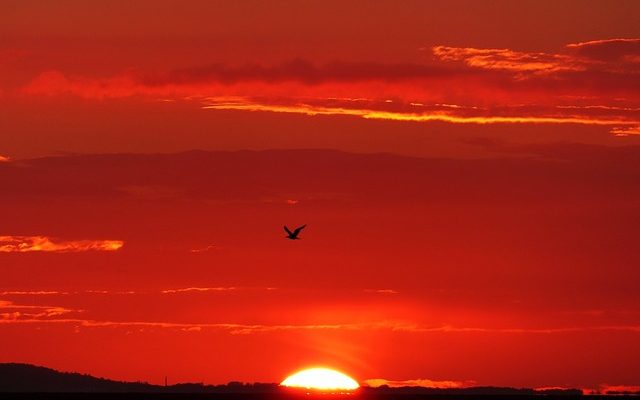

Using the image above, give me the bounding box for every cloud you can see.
[0,291,69,295]
[364,378,475,388]
[610,126,640,136]
[135,59,459,86]
[0,155,10,162]
[160,287,237,294]
[0,236,124,253]
[188,244,219,253]
[535,386,580,391]
[201,96,640,135]
[0,49,30,65]
[2,147,640,209]
[597,384,640,394]
[0,315,390,335]
[0,300,78,320]
[435,39,640,73]
[1,301,639,336]
[395,324,640,334]
[0,286,273,296]
[432,46,580,73]
[365,289,399,294]
[17,39,640,134]
[566,38,640,62]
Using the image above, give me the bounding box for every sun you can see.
[281,367,360,391]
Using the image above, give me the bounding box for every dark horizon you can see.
[0,363,597,396]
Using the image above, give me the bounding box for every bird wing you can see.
[293,225,307,235]
[284,225,294,235]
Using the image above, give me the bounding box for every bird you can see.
[284,225,306,240]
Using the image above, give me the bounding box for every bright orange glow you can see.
[281,368,360,391]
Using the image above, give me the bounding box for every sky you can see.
[1,0,639,392]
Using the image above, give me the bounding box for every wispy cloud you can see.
[395,324,640,334]
[0,236,124,253]
[0,291,69,295]
[0,286,266,296]
[365,289,399,294]
[0,315,390,335]
[535,386,579,392]
[0,300,78,320]
[610,126,640,136]
[0,155,10,162]
[160,287,237,294]
[1,301,638,336]
[188,244,219,253]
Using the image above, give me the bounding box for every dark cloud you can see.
[567,38,640,62]
[2,147,640,205]
[137,59,470,86]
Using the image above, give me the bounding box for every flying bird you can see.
[284,225,306,240]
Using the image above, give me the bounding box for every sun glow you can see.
[281,368,360,391]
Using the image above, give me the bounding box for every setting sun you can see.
[281,368,360,391]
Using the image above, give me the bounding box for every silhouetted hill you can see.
[0,363,158,392]
[0,364,283,394]
[0,363,586,398]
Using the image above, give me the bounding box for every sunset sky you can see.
[1,0,639,392]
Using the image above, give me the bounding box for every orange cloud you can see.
[0,291,68,295]
[0,300,77,320]
[432,46,580,73]
[364,378,475,388]
[582,384,640,395]
[435,39,640,73]
[598,384,640,394]
[535,386,580,391]
[0,287,277,296]
[201,96,640,135]
[0,236,124,253]
[610,126,640,136]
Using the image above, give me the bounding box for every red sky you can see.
[1,0,639,392]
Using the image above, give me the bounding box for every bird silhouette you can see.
[284,225,306,240]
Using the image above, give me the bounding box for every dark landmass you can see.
[0,363,632,400]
